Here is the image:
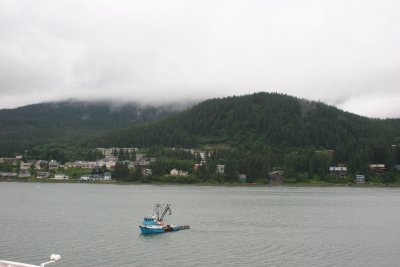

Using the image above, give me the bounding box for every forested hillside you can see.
[2,93,400,182]
[95,93,400,180]
[98,92,400,148]
[0,101,179,156]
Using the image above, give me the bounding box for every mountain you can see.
[0,100,182,156]
[94,93,400,179]
[3,93,400,181]
[97,92,400,149]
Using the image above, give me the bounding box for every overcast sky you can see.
[0,0,399,118]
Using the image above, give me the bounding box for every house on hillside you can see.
[369,164,386,173]
[48,160,60,170]
[96,147,138,158]
[134,158,150,167]
[19,162,32,170]
[0,157,18,163]
[75,161,97,169]
[35,160,48,170]
[268,171,284,184]
[120,160,134,169]
[329,166,347,176]
[63,162,76,168]
[195,150,209,165]
[103,157,117,169]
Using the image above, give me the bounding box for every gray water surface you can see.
[1,183,399,267]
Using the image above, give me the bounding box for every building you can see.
[136,153,145,160]
[0,172,17,177]
[19,162,32,170]
[103,172,112,181]
[355,174,365,184]
[134,158,150,167]
[52,174,69,180]
[193,164,200,171]
[329,166,347,176]
[98,147,138,158]
[238,174,247,183]
[142,168,152,176]
[36,171,50,179]
[216,164,225,174]
[104,157,117,169]
[96,147,138,158]
[80,173,112,181]
[18,170,31,178]
[170,169,189,176]
[35,160,48,170]
[75,161,97,169]
[120,160,134,169]
[48,160,60,170]
[369,164,386,173]
[195,150,209,165]
[325,150,335,158]
[315,149,335,158]
[69,158,117,170]
[96,148,113,157]
[0,157,18,163]
[80,175,92,181]
[268,171,285,184]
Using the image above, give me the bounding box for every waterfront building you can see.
[268,171,284,184]
[238,174,247,183]
[52,174,69,180]
[355,175,366,184]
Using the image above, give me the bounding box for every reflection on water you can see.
[1,183,400,267]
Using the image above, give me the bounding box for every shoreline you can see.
[1,179,400,188]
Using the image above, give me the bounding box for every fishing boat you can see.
[0,254,61,267]
[139,202,190,234]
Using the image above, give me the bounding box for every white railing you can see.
[0,255,61,267]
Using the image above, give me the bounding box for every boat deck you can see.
[177,225,190,230]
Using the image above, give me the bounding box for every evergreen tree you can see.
[113,162,130,181]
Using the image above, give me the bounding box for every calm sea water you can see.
[0,183,399,267]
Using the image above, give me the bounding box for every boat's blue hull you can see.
[139,225,188,234]
[139,226,166,234]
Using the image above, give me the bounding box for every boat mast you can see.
[153,202,172,222]
[154,202,161,221]
[160,204,172,221]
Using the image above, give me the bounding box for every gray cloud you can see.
[0,0,399,118]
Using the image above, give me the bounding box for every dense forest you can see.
[0,100,180,156]
[97,93,400,149]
